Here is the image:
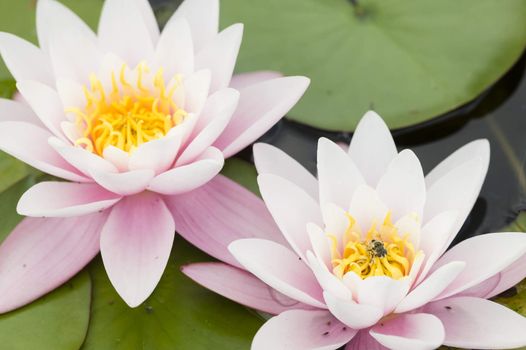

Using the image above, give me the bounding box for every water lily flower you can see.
[182,112,526,349]
[0,0,308,310]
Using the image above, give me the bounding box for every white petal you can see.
[324,291,383,329]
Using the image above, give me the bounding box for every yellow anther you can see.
[329,212,416,280]
[69,63,185,155]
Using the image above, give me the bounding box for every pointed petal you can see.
[258,173,323,260]
[229,71,282,90]
[102,146,129,172]
[395,261,465,313]
[486,252,526,298]
[0,122,88,182]
[252,310,357,350]
[182,262,306,315]
[376,150,426,220]
[165,175,286,268]
[370,313,444,350]
[168,0,219,51]
[130,0,159,44]
[182,69,211,115]
[348,111,397,186]
[229,239,325,308]
[306,251,352,301]
[16,80,67,139]
[17,182,121,218]
[147,146,223,195]
[98,0,154,66]
[345,331,388,350]
[154,18,193,77]
[425,296,526,349]
[195,24,243,92]
[348,185,388,233]
[0,212,107,313]
[215,76,310,158]
[356,276,411,314]
[425,139,489,187]
[433,232,526,299]
[36,0,96,53]
[323,291,384,329]
[90,169,155,196]
[128,132,182,174]
[100,193,175,307]
[254,143,318,200]
[177,88,239,165]
[0,98,44,126]
[317,137,365,209]
[424,156,488,248]
[0,33,53,84]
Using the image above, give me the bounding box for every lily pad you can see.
[220,0,526,131]
[0,272,91,350]
[81,158,264,350]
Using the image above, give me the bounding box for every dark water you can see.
[150,0,526,242]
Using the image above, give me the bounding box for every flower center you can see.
[68,63,187,155]
[328,213,415,280]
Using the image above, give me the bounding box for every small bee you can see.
[367,239,387,258]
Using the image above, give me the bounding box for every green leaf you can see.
[0,79,16,98]
[82,238,264,350]
[0,0,104,80]
[0,272,91,350]
[221,157,260,195]
[221,0,526,131]
[0,152,30,194]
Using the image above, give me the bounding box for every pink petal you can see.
[0,98,44,126]
[17,182,121,218]
[98,0,154,66]
[425,139,489,187]
[165,174,286,268]
[306,251,352,301]
[49,137,118,176]
[229,239,325,308]
[416,210,458,284]
[154,18,194,77]
[100,192,175,307]
[486,252,526,298]
[370,313,445,350]
[182,69,212,115]
[317,137,365,209]
[176,88,239,166]
[168,0,219,51]
[253,143,318,200]
[348,111,397,186]
[433,232,526,299]
[376,149,426,220]
[346,331,388,350]
[147,146,224,195]
[182,262,308,315]
[36,0,96,53]
[395,261,465,313]
[258,173,323,260]
[128,132,182,174]
[424,156,488,249]
[102,146,129,172]
[229,71,283,90]
[16,80,67,139]
[215,76,310,158]
[456,273,501,298]
[0,121,88,182]
[425,296,526,349]
[252,310,357,350]
[195,24,243,92]
[90,169,155,196]
[323,291,384,329]
[0,212,108,313]
[0,33,53,84]
[355,276,411,314]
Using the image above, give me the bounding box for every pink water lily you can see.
[182,112,526,349]
[0,0,308,310]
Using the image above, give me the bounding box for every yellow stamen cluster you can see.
[69,63,187,155]
[329,213,415,280]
